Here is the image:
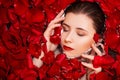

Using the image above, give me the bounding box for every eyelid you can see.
[62,24,69,29]
[62,26,69,32]
[77,34,85,36]
[77,31,86,36]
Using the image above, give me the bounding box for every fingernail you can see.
[61,9,64,12]
[81,62,85,64]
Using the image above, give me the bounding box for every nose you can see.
[64,32,73,43]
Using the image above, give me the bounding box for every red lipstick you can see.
[63,45,74,51]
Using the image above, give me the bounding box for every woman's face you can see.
[61,13,96,58]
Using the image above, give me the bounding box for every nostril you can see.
[64,39,72,43]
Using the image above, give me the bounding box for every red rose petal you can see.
[0,7,9,23]
[95,72,113,80]
[44,7,56,23]
[14,0,28,16]
[27,54,34,69]
[39,65,49,79]
[105,29,120,50]
[42,51,55,64]
[55,54,66,65]
[93,55,115,68]
[70,58,80,69]
[44,0,55,6]
[47,63,60,77]
[50,27,62,44]
[93,33,100,43]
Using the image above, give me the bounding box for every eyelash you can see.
[62,26,85,37]
[77,33,85,36]
[63,29,68,32]
[62,26,69,32]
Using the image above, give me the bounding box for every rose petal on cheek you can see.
[93,33,100,43]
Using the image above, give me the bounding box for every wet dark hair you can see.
[64,1,105,37]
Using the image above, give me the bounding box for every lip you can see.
[63,45,74,51]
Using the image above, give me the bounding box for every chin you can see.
[63,51,81,59]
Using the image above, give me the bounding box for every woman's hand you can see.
[81,43,105,74]
[44,10,65,51]
[33,10,65,68]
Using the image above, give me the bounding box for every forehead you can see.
[63,13,95,32]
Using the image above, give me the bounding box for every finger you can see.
[94,67,102,74]
[44,23,61,37]
[81,62,102,73]
[81,62,94,70]
[81,54,94,60]
[55,10,64,19]
[91,44,102,56]
[50,17,65,25]
[46,17,64,34]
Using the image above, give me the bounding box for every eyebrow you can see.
[62,22,88,32]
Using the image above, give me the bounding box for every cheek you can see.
[75,37,94,52]
[61,33,67,44]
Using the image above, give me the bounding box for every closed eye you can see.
[62,26,69,32]
[61,23,70,32]
[77,33,85,36]
[77,30,86,37]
